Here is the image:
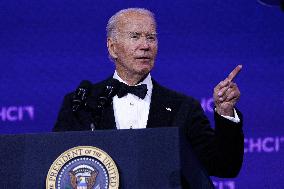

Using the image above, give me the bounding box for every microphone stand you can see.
[88,80,120,131]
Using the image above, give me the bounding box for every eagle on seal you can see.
[69,170,98,189]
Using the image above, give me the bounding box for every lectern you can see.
[0,127,214,188]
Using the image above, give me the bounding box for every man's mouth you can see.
[136,57,151,60]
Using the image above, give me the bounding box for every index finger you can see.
[227,65,242,81]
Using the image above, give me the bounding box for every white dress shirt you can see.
[113,71,152,129]
[112,71,240,129]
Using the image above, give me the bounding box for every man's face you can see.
[108,12,158,79]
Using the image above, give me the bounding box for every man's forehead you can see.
[116,12,156,32]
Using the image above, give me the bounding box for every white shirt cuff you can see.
[219,108,240,123]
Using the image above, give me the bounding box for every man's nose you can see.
[139,38,150,51]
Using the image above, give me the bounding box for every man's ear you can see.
[107,37,118,60]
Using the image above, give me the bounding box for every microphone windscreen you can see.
[78,80,92,89]
[72,80,92,112]
[106,78,120,88]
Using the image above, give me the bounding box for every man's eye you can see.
[146,36,157,42]
[131,35,138,39]
[147,36,156,40]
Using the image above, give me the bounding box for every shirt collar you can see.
[113,70,153,96]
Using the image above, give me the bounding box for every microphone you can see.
[87,79,120,130]
[96,79,120,109]
[71,79,120,131]
[72,80,92,112]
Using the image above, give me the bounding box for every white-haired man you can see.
[54,8,244,180]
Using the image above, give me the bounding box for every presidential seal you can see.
[46,146,119,189]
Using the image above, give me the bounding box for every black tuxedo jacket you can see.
[53,78,244,178]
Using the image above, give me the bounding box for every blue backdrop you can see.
[1,0,284,188]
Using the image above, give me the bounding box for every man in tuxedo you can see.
[53,8,244,178]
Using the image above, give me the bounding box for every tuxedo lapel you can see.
[98,102,116,130]
[147,80,177,128]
